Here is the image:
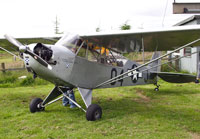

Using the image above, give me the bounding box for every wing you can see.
[80,25,200,53]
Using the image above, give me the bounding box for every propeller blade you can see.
[4,34,52,70]
[4,34,23,48]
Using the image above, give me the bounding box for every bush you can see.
[19,76,35,86]
[0,76,17,84]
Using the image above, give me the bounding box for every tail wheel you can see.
[30,98,45,113]
[154,88,159,91]
[86,104,102,121]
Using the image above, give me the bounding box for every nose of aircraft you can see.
[4,34,52,70]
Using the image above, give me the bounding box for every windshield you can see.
[56,33,81,53]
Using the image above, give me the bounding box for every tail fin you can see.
[148,52,161,72]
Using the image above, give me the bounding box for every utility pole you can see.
[54,16,63,34]
[55,16,59,34]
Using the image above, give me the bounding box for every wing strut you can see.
[0,46,23,61]
[95,38,200,88]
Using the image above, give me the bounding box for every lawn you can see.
[1,80,200,138]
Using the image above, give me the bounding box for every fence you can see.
[0,62,25,73]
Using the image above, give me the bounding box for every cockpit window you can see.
[56,33,126,67]
[55,33,81,53]
[77,42,126,67]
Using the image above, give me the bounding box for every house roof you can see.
[174,15,200,26]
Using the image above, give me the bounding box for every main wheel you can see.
[30,98,45,113]
[86,104,102,121]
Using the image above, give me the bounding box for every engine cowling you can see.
[33,43,53,61]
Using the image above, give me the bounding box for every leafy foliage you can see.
[120,21,131,30]
[19,76,35,86]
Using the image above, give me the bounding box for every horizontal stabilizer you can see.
[151,72,196,83]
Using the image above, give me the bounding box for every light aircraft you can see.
[1,25,200,121]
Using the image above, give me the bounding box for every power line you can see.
[162,0,169,27]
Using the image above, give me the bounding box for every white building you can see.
[174,15,200,73]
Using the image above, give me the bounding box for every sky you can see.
[0,0,200,37]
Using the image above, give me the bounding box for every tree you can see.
[120,21,131,30]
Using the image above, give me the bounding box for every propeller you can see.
[4,34,52,70]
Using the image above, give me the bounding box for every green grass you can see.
[0,71,49,88]
[1,81,200,138]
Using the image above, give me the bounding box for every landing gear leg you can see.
[78,87,102,121]
[29,86,63,113]
[59,87,103,121]
[154,82,160,91]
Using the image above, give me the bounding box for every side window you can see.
[87,49,98,62]
[77,47,86,58]
[76,43,125,67]
[184,47,191,57]
[75,39,87,57]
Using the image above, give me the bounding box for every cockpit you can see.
[57,33,126,67]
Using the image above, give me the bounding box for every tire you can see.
[154,88,159,91]
[30,98,44,113]
[86,104,102,121]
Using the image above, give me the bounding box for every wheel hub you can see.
[94,110,100,119]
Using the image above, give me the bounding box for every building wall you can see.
[180,47,198,73]
[173,3,200,14]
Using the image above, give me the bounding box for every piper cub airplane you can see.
[1,25,200,121]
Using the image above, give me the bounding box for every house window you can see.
[184,47,191,57]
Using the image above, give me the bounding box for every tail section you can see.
[148,52,196,83]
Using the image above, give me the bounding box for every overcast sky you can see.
[0,0,200,37]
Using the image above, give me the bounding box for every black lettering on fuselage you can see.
[119,69,124,86]
[110,68,117,85]
[110,68,124,86]
[110,64,141,86]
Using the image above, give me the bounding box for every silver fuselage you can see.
[24,44,156,89]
